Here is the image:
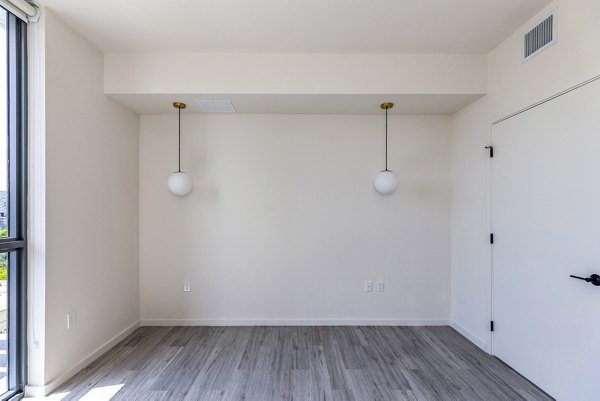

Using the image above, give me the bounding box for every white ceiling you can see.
[38,0,552,53]
[107,93,483,115]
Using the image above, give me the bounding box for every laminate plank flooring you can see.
[50,326,553,401]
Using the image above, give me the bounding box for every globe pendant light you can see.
[167,102,193,196]
[373,102,398,195]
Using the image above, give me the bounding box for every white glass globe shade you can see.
[373,170,398,195]
[168,172,193,196]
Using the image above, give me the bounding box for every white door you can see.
[492,79,600,401]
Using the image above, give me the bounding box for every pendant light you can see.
[373,102,398,195]
[167,102,193,196]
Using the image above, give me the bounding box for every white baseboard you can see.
[140,318,451,327]
[450,320,489,352]
[25,321,140,398]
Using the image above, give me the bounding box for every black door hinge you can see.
[490,321,494,332]
[490,233,494,244]
[485,146,494,158]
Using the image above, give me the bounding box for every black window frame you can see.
[0,9,27,401]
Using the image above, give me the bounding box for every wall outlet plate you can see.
[376,281,385,292]
[183,282,191,292]
[365,280,373,292]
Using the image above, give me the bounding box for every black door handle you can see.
[570,274,600,286]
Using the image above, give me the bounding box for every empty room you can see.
[0,0,596,400]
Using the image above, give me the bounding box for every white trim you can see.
[0,0,39,22]
[6,0,35,15]
[450,320,488,352]
[26,9,47,393]
[0,0,27,21]
[140,318,450,327]
[24,321,140,398]
[492,74,600,125]
[487,75,600,358]
[487,123,494,354]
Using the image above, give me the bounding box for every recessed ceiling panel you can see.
[197,99,236,113]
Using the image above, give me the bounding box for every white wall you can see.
[451,0,600,350]
[105,53,486,96]
[140,114,451,324]
[27,9,140,394]
[27,0,600,392]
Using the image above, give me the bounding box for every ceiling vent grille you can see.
[196,99,236,113]
[523,11,556,62]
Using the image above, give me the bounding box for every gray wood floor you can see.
[52,326,552,401]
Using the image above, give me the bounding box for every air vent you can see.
[196,99,236,113]
[523,11,556,62]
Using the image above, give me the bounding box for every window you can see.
[0,5,26,400]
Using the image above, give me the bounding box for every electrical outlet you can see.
[183,281,191,292]
[364,280,373,292]
[376,281,385,292]
[67,311,76,329]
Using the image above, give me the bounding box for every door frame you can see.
[484,75,600,355]
[487,73,600,356]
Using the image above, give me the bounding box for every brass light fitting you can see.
[373,100,398,195]
[167,100,193,196]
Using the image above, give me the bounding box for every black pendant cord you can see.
[385,107,388,171]
[178,105,181,172]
